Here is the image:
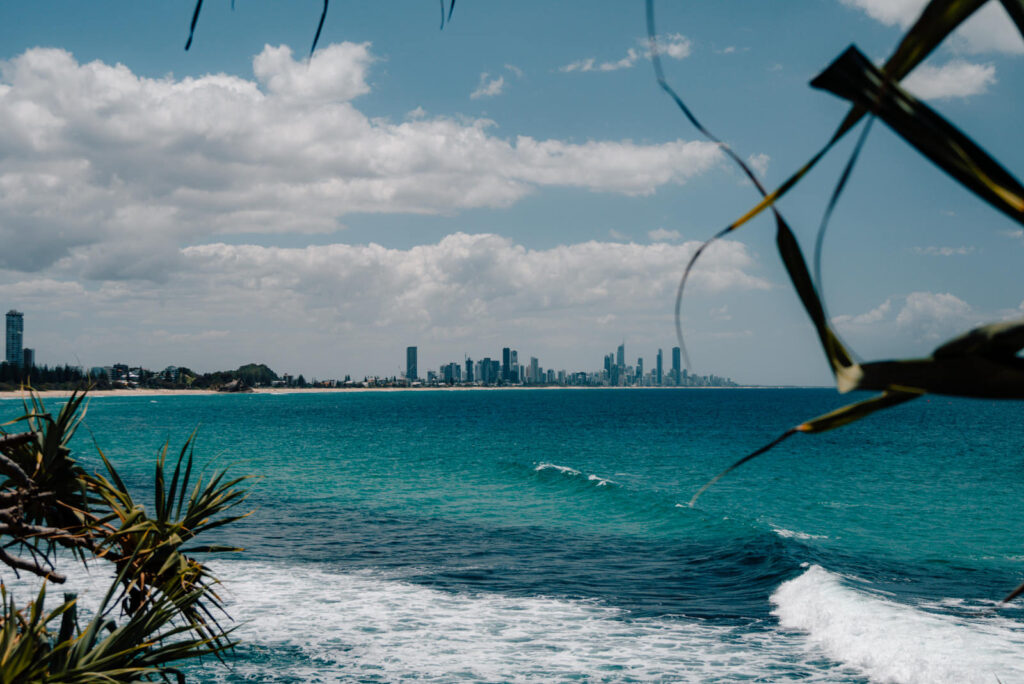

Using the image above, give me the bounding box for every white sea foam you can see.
[16,560,1021,682]
[186,560,858,682]
[771,526,828,541]
[587,473,616,487]
[771,564,1024,684]
[534,462,580,476]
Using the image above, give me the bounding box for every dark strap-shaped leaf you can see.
[811,45,1024,225]
[702,0,990,240]
[776,211,855,375]
[796,389,922,433]
[310,0,329,57]
[932,319,1024,359]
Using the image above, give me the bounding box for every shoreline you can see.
[0,385,823,400]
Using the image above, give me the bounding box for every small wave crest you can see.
[771,564,1024,684]
[535,462,618,488]
[771,526,828,541]
[535,462,581,476]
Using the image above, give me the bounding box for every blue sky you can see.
[1,1,1022,384]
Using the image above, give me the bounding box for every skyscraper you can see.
[6,310,24,368]
[406,346,418,381]
[671,346,681,385]
[636,357,643,384]
[656,348,663,386]
[616,342,625,368]
[502,347,511,382]
[465,357,474,383]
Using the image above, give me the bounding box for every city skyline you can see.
[1,306,739,387]
[405,341,736,388]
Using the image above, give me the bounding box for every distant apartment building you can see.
[671,346,681,385]
[5,310,24,367]
[22,348,34,370]
[406,346,418,381]
[656,348,663,385]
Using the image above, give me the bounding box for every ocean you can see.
[2,388,1023,682]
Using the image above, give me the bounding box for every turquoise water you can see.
[3,388,1024,682]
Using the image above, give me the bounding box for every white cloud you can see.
[1004,228,1024,244]
[0,45,723,277]
[746,153,770,178]
[653,33,693,60]
[178,234,767,321]
[253,43,373,101]
[648,228,682,242]
[912,245,976,256]
[561,34,691,73]
[902,60,996,99]
[895,291,973,339]
[470,72,505,99]
[504,64,524,79]
[840,0,1024,54]
[832,298,893,326]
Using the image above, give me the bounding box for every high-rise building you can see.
[671,346,681,385]
[636,357,643,384]
[616,343,625,368]
[502,347,511,382]
[406,346,418,381]
[530,357,539,384]
[465,357,474,383]
[22,348,34,370]
[6,310,24,367]
[510,350,519,383]
[656,349,663,386]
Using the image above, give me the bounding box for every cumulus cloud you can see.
[746,153,770,179]
[0,44,722,277]
[895,291,973,339]
[470,72,505,99]
[832,298,892,326]
[561,34,691,73]
[0,234,767,374]
[827,290,978,342]
[902,61,996,99]
[840,0,1024,54]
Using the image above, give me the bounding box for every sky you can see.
[1,0,1022,385]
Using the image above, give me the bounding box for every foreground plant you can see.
[0,389,249,681]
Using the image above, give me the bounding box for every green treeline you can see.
[0,361,286,391]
